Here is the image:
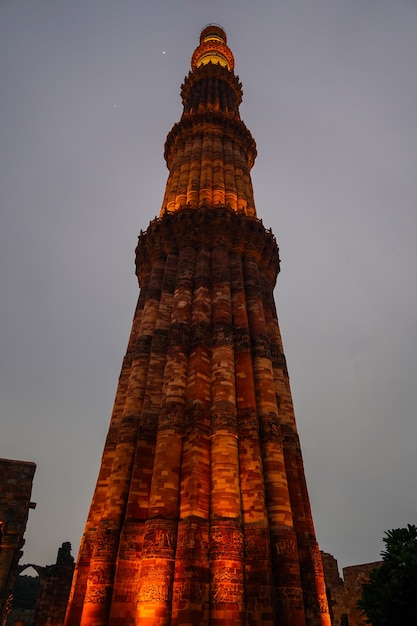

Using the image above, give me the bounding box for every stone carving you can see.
[233,328,251,352]
[245,584,273,606]
[311,543,325,573]
[137,565,172,603]
[116,564,139,581]
[151,330,168,354]
[80,538,94,559]
[237,410,258,437]
[244,527,268,556]
[142,521,176,557]
[118,415,139,444]
[135,335,152,356]
[113,588,136,604]
[143,529,174,550]
[251,335,271,359]
[211,409,237,433]
[112,563,140,604]
[84,564,114,604]
[212,324,233,347]
[275,535,298,559]
[176,520,209,553]
[281,424,300,451]
[93,529,118,559]
[84,585,112,605]
[184,405,210,432]
[260,419,281,442]
[117,531,143,559]
[138,583,169,603]
[276,586,304,611]
[173,576,206,602]
[158,404,184,432]
[169,323,190,349]
[210,523,244,557]
[190,321,211,347]
[136,209,280,282]
[211,583,242,604]
[210,567,243,604]
[88,565,114,586]
[139,411,158,433]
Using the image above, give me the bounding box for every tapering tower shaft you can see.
[65,25,331,626]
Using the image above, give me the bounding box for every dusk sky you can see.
[1,0,417,576]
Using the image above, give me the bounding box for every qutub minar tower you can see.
[65,25,331,626]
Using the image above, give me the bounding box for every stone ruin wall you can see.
[0,458,36,625]
[321,552,382,626]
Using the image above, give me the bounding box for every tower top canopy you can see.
[200,24,227,45]
[191,24,234,71]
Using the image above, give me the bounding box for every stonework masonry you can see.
[321,552,382,626]
[6,542,75,626]
[0,458,36,625]
[64,25,331,626]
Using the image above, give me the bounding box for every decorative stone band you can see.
[136,207,280,285]
[164,112,256,170]
[280,422,302,452]
[181,63,243,109]
[209,520,244,558]
[191,39,235,72]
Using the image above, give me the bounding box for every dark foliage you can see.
[357,524,417,625]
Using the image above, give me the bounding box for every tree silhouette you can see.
[357,524,417,625]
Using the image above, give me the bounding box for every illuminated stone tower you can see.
[65,25,331,626]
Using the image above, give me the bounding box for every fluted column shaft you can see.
[66,21,331,626]
[65,285,147,626]
[230,252,274,626]
[79,255,170,626]
[66,210,331,626]
[135,247,194,625]
[171,245,211,626]
[162,129,255,216]
[262,275,331,626]
[209,246,245,626]
[243,254,307,626]
[106,254,178,626]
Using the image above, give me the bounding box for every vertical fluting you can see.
[162,47,256,217]
[163,130,256,215]
[107,254,178,626]
[135,247,194,625]
[209,246,245,626]
[242,160,256,218]
[212,134,225,205]
[176,139,192,208]
[262,275,331,626]
[243,254,307,626]
[66,25,331,626]
[233,143,247,213]
[199,134,213,207]
[166,143,185,212]
[171,245,211,626]
[65,287,147,626]
[186,134,202,207]
[230,251,275,626]
[223,137,238,210]
[79,255,168,626]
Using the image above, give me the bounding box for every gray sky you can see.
[1,0,417,576]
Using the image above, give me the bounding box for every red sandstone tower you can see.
[64,25,331,626]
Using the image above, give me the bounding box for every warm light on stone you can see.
[64,26,331,626]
